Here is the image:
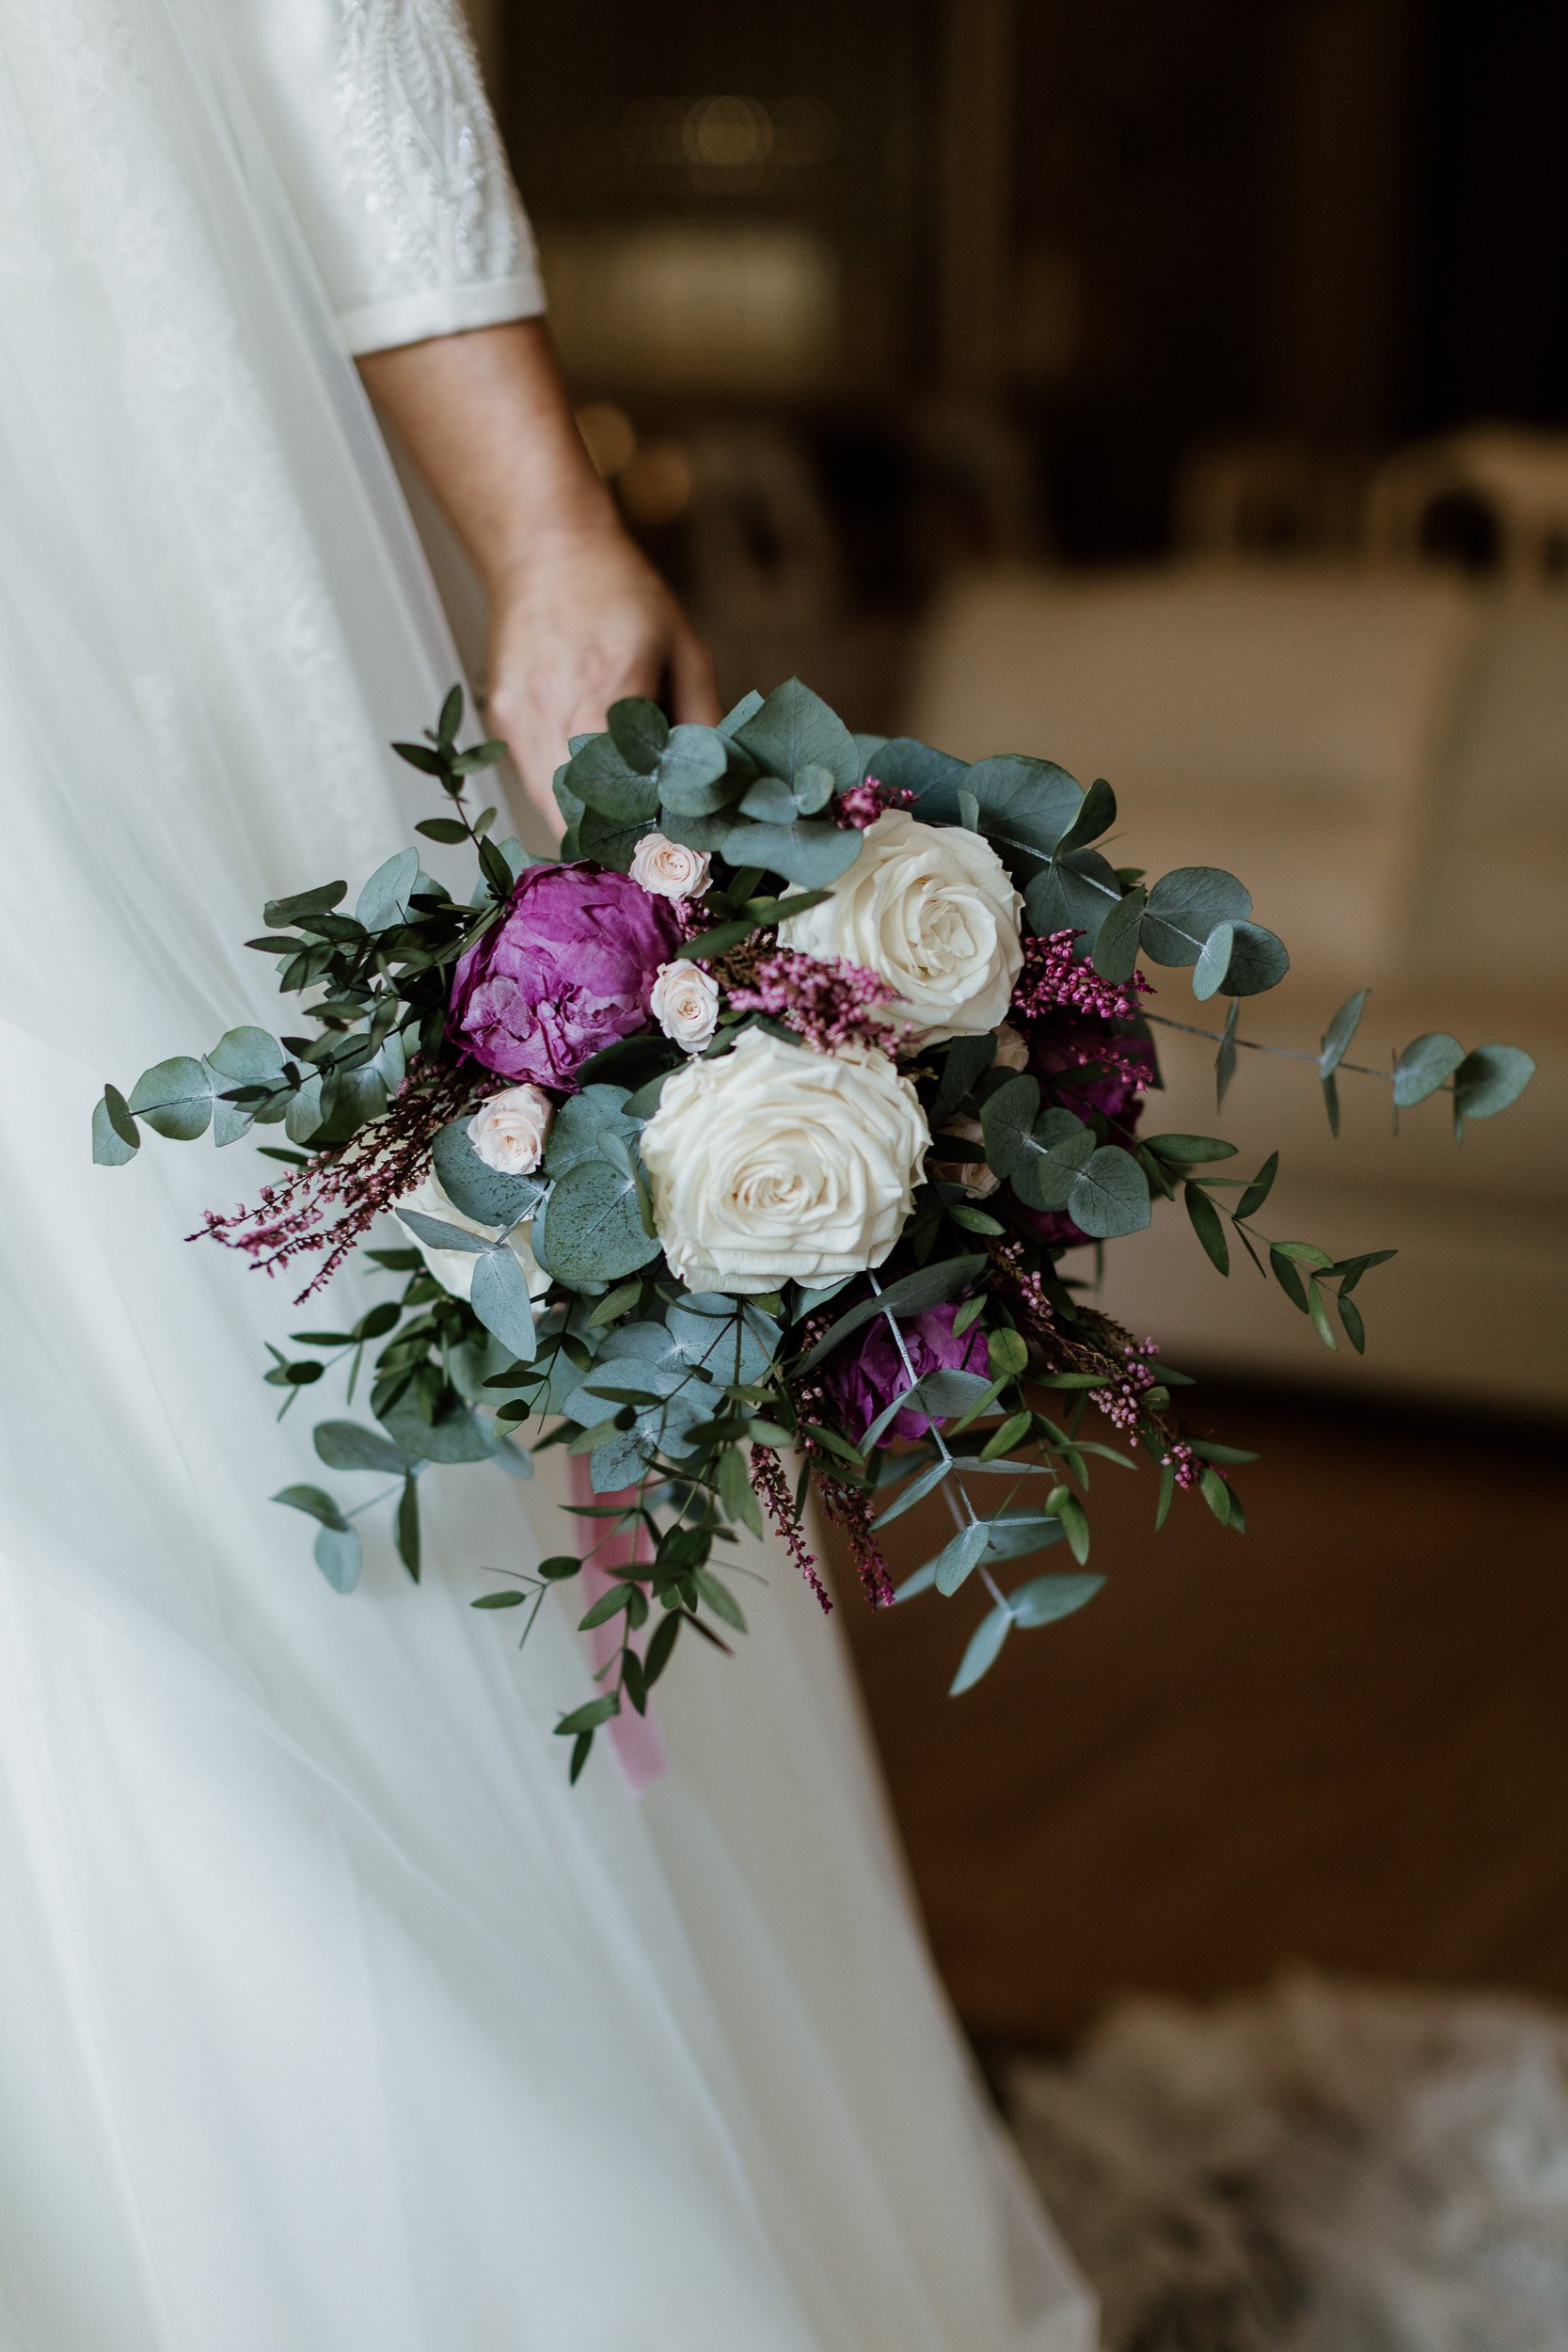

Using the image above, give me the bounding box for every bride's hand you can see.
[485,521,719,830]
[357,323,717,839]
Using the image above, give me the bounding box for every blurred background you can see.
[468,7,1568,2287]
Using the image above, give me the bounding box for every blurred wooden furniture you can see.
[1368,426,1568,581]
[906,557,1568,1407]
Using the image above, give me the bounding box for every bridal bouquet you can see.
[97,681,1533,1776]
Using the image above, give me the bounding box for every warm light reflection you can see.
[619,441,693,526]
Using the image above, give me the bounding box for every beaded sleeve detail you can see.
[331,0,543,351]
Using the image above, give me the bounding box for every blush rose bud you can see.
[649,961,721,1054]
[629,833,712,900]
[467,1083,555,1174]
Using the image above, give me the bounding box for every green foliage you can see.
[98,677,1539,1772]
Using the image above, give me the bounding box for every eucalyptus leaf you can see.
[719,689,766,738]
[312,1522,362,1595]
[470,1247,539,1363]
[207,1026,286,1086]
[313,1421,414,1475]
[562,734,661,822]
[1053,776,1117,853]
[733,676,861,788]
[1008,1571,1104,1629]
[376,1391,499,1465]
[1010,1111,1097,1214]
[1320,989,1369,1077]
[963,755,1084,861]
[863,735,970,816]
[1185,1184,1229,1274]
[284,1073,324,1146]
[1140,867,1253,966]
[543,1085,638,1178]
[273,1483,349,1530]
[872,1455,953,1528]
[534,1157,661,1284]
[657,723,733,814]
[978,1074,1040,1178]
[355,847,420,931]
[937,1032,997,1114]
[1023,849,1121,943]
[578,803,657,873]
[950,1603,1012,1694]
[738,775,800,822]
[397,1208,492,1257]
[1092,884,1146,983]
[1392,1031,1465,1108]
[662,1294,781,1387]
[798,1255,989,1374]
[932,1519,990,1597]
[127,1056,213,1141]
[92,1087,139,1166]
[608,695,670,773]
[1452,1042,1535,1120]
[1215,997,1240,1107]
[432,1116,546,1229]
[1193,920,1235,1002]
[793,761,837,814]
[1067,1146,1151,1240]
[1219,921,1291,997]
[719,818,863,889]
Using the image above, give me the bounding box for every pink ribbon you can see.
[569,1455,669,1795]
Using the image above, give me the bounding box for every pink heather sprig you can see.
[1096,1336,1162,1435]
[815,1474,895,1609]
[992,1239,1058,1343]
[835,774,916,830]
[1011,929,1150,1025]
[729,950,911,1057]
[194,1057,470,1300]
[750,1444,832,1612]
[1162,1439,1201,1491]
[671,896,712,944]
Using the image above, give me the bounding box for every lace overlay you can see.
[335,0,537,329]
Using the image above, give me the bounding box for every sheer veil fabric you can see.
[0,4,1094,2345]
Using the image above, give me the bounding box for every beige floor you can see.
[832,1383,1568,2046]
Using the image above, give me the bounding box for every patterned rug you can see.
[1007,1976,1568,2351]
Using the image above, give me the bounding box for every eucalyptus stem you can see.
[1144,1009,1399,1088]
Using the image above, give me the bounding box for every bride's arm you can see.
[213,0,715,818]
[358,323,718,822]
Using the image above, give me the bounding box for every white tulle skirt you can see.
[0,6,1093,2345]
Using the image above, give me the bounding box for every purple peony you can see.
[826,1301,986,1446]
[448,860,681,1089]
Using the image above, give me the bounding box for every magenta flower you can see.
[448,861,681,1089]
[825,1301,986,1445]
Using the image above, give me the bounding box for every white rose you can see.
[630,832,711,899]
[779,807,1022,1042]
[992,1021,1030,1072]
[930,1115,1000,1198]
[467,1083,554,1174]
[650,960,721,1053]
[395,1172,551,1304]
[639,1028,929,1294]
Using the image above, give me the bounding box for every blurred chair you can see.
[906,559,1568,1407]
[1367,426,1568,583]
[1177,437,1366,562]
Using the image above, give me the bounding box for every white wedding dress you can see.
[0,5,1094,2346]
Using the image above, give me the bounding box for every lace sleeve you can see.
[214,0,546,354]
